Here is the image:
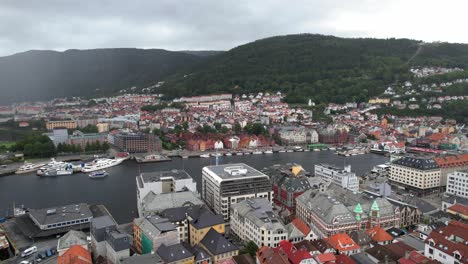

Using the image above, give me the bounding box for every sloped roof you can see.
[156,243,193,262]
[448,203,468,216]
[200,228,238,255]
[393,157,439,170]
[326,233,360,252]
[366,226,393,242]
[190,211,224,230]
[57,245,92,264]
[58,230,87,251]
[276,240,312,264]
[291,218,311,236]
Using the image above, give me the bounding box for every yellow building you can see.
[189,213,225,247]
[46,120,77,130]
[368,97,391,104]
[96,123,109,133]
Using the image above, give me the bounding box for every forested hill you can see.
[160,34,468,104]
[0,48,204,103]
[1,34,468,104]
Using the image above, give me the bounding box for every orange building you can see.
[325,233,360,256]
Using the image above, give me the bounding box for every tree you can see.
[81,124,98,133]
[240,241,259,256]
[182,121,189,131]
[234,123,242,134]
[214,122,222,131]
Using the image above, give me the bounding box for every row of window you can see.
[45,218,89,229]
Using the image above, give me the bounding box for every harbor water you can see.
[0,151,388,223]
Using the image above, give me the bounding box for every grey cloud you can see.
[0,0,465,56]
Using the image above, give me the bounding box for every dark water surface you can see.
[0,151,388,223]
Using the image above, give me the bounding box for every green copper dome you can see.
[354,203,363,214]
[371,200,380,211]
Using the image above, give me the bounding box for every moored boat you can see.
[16,162,46,174]
[81,158,124,173]
[89,170,108,178]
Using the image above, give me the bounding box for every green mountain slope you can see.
[160,34,468,104]
[0,48,204,103]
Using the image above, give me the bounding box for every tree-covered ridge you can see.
[161,34,423,103]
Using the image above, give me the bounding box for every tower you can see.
[354,203,363,230]
[370,200,380,227]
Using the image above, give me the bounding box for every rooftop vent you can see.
[46,209,56,215]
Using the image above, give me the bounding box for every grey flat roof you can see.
[140,169,192,183]
[92,215,116,229]
[204,163,267,180]
[121,253,162,264]
[28,203,92,225]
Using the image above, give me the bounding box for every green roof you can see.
[354,203,363,214]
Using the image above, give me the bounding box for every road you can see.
[3,237,58,264]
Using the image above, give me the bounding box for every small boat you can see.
[42,164,74,176]
[278,150,286,153]
[304,149,310,152]
[225,152,232,156]
[89,170,108,179]
[264,149,273,154]
[200,154,210,158]
[235,152,244,156]
[252,150,263,155]
[244,152,251,155]
[329,147,336,151]
[182,155,189,159]
[313,149,320,152]
[286,150,294,153]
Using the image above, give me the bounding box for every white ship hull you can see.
[16,163,46,174]
[81,158,124,173]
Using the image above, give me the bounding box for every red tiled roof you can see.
[434,154,468,168]
[398,250,436,264]
[315,252,336,263]
[425,221,468,263]
[276,240,313,264]
[366,226,394,242]
[326,233,360,253]
[448,203,468,216]
[257,246,289,264]
[291,218,311,236]
[335,254,357,264]
[57,245,92,264]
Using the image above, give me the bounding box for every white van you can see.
[21,246,37,257]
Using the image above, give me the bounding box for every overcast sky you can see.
[0,0,466,57]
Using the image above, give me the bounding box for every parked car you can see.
[21,246,37,258]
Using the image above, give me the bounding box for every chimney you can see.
[405,250,410,259]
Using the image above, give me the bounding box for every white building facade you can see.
[314,164,359,192]
[447,170,468,199]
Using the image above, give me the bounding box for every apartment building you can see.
[136,170,197,216]
[424,221,467,264]
[113,132,161,153]
[201,163,273,221]
[447,170,468,199]
[133,216,179,254]
[389,157,441,194]
[230,198,288,248]
[435,154,468,187]
[314,164,359,192]
[46,120,77,130]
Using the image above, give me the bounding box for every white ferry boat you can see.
[37,158,67,175]
[43,164,74,176]
[16,162,46,174]
[81,158,124,173]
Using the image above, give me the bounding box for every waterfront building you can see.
[201,163,273,221]
[28,203,93,231]
[296,186,400,238]
[318,126,348,144]
[314,164,359,192]
[424,221,468,263]
[52,129,69,146]
[136,170,198,216]
[435,154,468,187]
[230,198,288,247]
[138,191,204,218]
[278,127,318,145]
[133,216,179,254]
[447,170,468,199]
[46,120,77,130]
[263,164,312,219]
[389,157,441,194]
[90,216,130,264]
[67,131,107,149]
[113,132,161,153]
